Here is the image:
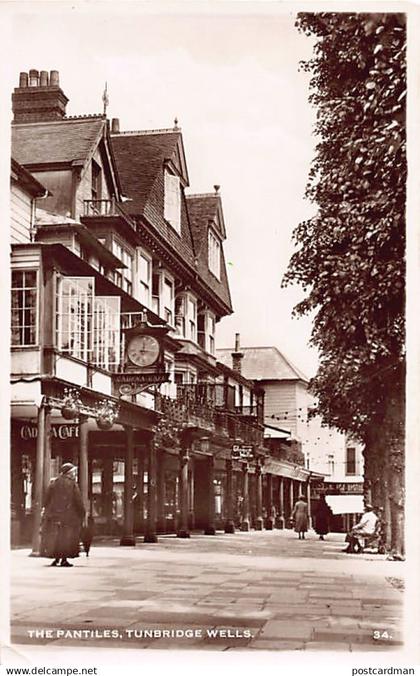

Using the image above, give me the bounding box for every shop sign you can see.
[19,424,79,441]
[323,481,363,495]
[113,371,169,396]
[231,445,254,460]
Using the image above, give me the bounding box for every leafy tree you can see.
[283,12,406,557]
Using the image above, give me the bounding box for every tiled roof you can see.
[111,131,181,215]
[11,117,105,166]
[216,346,309,383]
[187,194,232,313]
[110,130,197,270]
[187,192,226,239]
[11,158,47,197]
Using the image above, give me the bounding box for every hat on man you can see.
[60,462,76,475]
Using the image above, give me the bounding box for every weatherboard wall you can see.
[11,182,32,243]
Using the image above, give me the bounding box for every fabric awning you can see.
[325,494,364,515]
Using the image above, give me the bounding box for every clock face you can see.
[127,335,160,367]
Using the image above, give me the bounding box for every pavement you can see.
[9,529,404,653]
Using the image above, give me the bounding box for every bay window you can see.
[11,270,38,346]
[56,277,94,362]
[56,277,122,370]
[93,296,121,370]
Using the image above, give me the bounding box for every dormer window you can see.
[91,160,102,201]
[208,229,221,279]
[164,169,181,234]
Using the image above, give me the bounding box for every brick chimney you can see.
[12,69,69,123]
[231,333,244,374]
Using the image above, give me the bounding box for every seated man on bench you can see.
[343,504,379,554]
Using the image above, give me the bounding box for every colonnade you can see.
[30,400,313,554]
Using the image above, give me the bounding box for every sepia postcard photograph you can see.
[1,0,419,673]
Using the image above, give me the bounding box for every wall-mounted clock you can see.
[127,334,160,368]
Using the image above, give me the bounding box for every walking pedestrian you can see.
[292,494,309,540]
[40,462,85,567]
[314,494,333,540]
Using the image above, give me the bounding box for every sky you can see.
[5,1,319,377]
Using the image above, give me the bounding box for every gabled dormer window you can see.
[208,229,221,279]
[91,160,102,201]
[164,170,181,234]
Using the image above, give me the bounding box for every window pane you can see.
[24,271,37,287]
[139,254,150,281]
[25,289,37,307]
[11,271,23,287]
[11,290,20,308]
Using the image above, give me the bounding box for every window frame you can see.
[164,169,181,234]
[160,272,175,327]
[56,275,95,363]
[187,294,197,343]
[11,269,39,347]
[112,237,134,297]
[137,248,153,308]
[93,295,121,371]
[345,447,357,476]
[208,228,221,279]
[91,160,102,201]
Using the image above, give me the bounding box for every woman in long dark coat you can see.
[41,462,85,567]
[292,495,309,540]
[314,494,333,540]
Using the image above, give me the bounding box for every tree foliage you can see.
[283,12,406,442]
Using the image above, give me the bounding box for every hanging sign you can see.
[113,371,170,396]
[231,445,254,460]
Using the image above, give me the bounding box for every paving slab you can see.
[259,620,315,641]
[10,529,404,653]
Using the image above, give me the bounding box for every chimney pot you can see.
[50,70,60,86]
[12,67,68,123]
[19,72,28,88]
[111,118,120,133]
[40,70,49,87]
[214,184,220,194]
[29,69,39,87]
[231,334,244,374]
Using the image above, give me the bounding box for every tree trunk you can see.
[364,425,391,552]
[384,393,405,560]
[386,437,405,559]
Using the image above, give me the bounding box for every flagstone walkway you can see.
[10,529,404,652]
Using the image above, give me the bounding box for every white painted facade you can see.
[11,182,33,244]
